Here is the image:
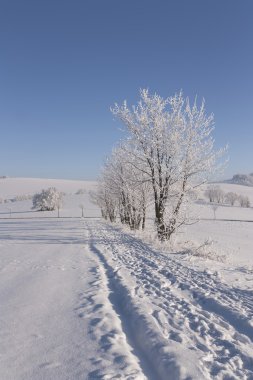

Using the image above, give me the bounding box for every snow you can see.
[0,177,97,199]
[0,178,253,379]
[89,221,253,379]
[0,177,100,218]
[0,218,145,379]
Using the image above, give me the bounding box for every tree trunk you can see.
[142,207,146,230]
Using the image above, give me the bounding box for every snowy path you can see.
[1,218,253,379]
[87,220,253,380]
[0,219,145,379]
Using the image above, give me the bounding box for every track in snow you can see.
[0,218,145,380]
[1,217,253,380]
[87,220,253,380]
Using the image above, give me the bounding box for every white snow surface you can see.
[1,178,253,379]
[0,177,97,199]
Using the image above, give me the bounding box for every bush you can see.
[32,187,62,211]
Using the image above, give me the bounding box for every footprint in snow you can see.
[169,330,183,343]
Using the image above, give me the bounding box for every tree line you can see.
[205,185,250,207]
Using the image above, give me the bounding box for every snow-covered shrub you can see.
[225,192,238,206]
[189,238,226,262]
[32,187,63,211]
[238,195,250,208]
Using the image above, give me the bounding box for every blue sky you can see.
[0,0,252,180]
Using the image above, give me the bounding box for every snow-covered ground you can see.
[0,178,253,379]
[0,177,97,199]
[0,218,145,379]
[0,177,99,218]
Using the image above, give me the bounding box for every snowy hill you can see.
[0,177,97,199]
[0,177,100,218]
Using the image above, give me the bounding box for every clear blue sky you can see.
[0,0,252,180]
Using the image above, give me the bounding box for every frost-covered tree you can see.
[205,185,224,203]
[90,181,117,222]
[215,187,225,204]
[238,195,250,208]
[225,192,238,206]
[111,89,225,240]
[32,187,63,211]
[103,146,150,230]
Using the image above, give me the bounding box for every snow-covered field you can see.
[0,177,99,218]
[0,178,253,379]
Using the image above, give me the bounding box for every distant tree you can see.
[238,195,250,208]
[216,187,225,204]
[13,194,33,202]
[32,187,63,211]
[205,185,224,204]
[225,192,238,206]
[211,204,218,220]
[205,186,216,202]
[90,182,117,222]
